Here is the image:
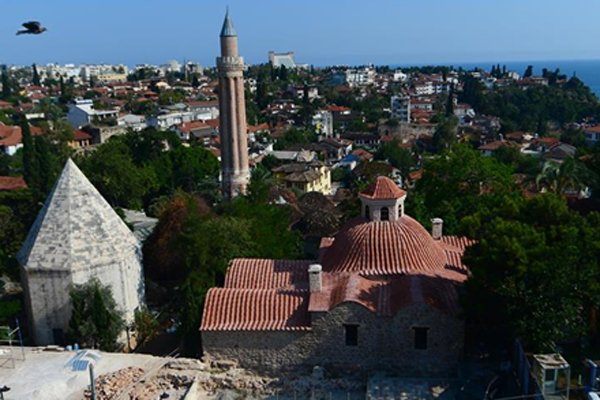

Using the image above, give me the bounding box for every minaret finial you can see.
[220,7,236,37]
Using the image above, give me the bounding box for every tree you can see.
[133,307,159,350]
[20,117,41,193]
[432,116,458,151]
[523,65,533,78]
[464,195,600,351]
[409,144,517,235]
[77,139,158,209]
[67,279,125,351]
[32,64,41,86]
[375,139,415,181]
[536,158,592,196]
[1,66,12,99]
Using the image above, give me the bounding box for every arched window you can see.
[381,207,389,221]
[365,205,370,220]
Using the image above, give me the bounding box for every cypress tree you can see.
[21,116,40,192]
[1,66,11,99]
[32,64,41,86]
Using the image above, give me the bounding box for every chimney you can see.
[431,218,443,240]
[308,264,322,293]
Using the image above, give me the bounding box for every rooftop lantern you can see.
[358,176,406,222]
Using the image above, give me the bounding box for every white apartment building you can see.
[390,95,411,122]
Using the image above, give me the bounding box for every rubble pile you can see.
[85,366,145,399]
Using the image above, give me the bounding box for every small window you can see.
[345,324,358,346]
[381,207,389,221]
[365,205,370,220]
[414,327,428,350]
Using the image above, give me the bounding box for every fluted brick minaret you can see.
[217,10,249,199]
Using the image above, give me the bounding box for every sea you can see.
[394,59,600,98]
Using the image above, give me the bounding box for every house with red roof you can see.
[201,176,473,375]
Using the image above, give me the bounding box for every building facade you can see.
[217,11,250,199]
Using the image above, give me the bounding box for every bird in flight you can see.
[16,21,47,35]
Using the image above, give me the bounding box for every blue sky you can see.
[1,0,599,67]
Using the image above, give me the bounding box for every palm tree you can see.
[536,158,590,196]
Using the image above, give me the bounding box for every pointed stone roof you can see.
[17,159,139,271]
[220,9,237,37]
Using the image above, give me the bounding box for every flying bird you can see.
[16,21,47,35]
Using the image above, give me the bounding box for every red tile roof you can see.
[0,125,21,147]
[200,288,311,331]
[177,120,212,134]
[585,125,600,134]
[224,258,311,290]
[308,273,461,316]
[73,130,92,141]
[0,176,27,191]
[0,124,43,147]
[359,176,406,200]
[320,216,451,276]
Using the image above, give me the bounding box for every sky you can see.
[1,0,600,67]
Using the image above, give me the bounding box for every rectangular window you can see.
[414,327,428,350]
[345,324,358,346]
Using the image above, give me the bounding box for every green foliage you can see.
[133,307,159,350]
[464,195,600,351]
[461,75,600,131]
[77,138,158,209]
[0,298,21,325]
[375,139,415,180]
[67,279,125,351]
[32,64,40,86]
[432,116,458,151]
[0,189,38,278]
[158,90,186,106]
[273,127,317,150]
[409,144,517,235]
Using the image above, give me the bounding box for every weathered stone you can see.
[18,159,144,345]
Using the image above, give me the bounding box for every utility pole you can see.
[89,363,96,400]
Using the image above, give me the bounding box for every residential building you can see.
[67,98,119,129]
[272,161,332,195]
[312,110,334,138]
[269,51,296,68]
[584,125,600,145]
[391,95,410,122]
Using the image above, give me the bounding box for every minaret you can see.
[217,9,249,199]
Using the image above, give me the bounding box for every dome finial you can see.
[220,7,237,37]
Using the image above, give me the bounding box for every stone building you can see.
[18,159,144,345]
[217,10,249,199]
[201,176,473,375]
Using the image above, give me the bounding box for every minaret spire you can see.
[220,7,237,37]
[217,8,249,199]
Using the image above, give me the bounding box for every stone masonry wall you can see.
[202,302,464,376]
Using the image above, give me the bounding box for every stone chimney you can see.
[431,218,443,240]
[308,264,322,293]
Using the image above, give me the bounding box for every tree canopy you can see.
[67,279,125,351]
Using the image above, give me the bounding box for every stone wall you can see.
[202,302,464,376]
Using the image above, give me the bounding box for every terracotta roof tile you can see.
[308,273,461,316]
[321,216,449,276]
[359,176,406,200]
[201,288,311,331]
[0,176,27,191]
[73,130,92,141]
[225,258,312,290]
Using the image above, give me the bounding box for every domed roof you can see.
[359,176,406,200]
[320,215,447,276]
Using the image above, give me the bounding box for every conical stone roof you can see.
[17,159,140,271]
